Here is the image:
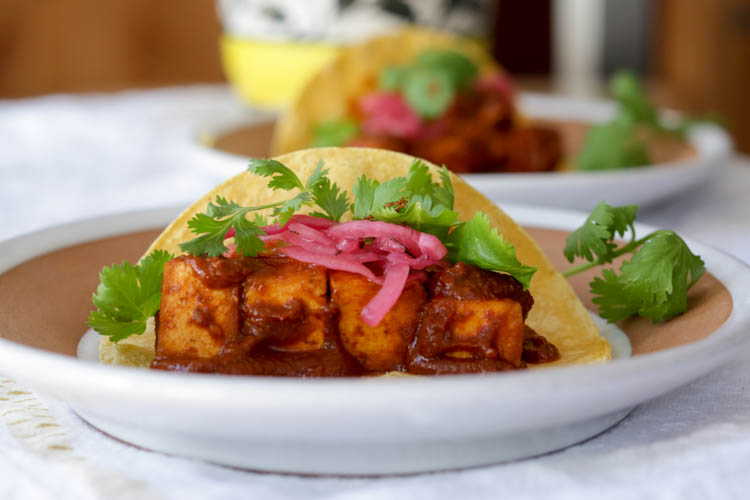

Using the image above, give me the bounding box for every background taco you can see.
[271,28,563,174]
[100,148,610,370]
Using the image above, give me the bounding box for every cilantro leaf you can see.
[205,195,242,218]
[575,116,650,171]
[272,192,312,226]
[87,250,173,342]
[414,49,479,90]
[405,160,453,209]
[305,160,328,190]
[403,68,455,119]
[373,195,459,240]
[381,50,478,118]
[446,212,536,289]
[352,176,408,219]
[609,204,638,238]
[353,160,454,220]
[352,175,377,219]
[405,159,433,195]
[372,178,408,212]
[180,196,267,257]
[248,158,305,191]
[310,177,350,221]
[612,71,658,126]
[312,120,360,148]
[564,201,638,263]
[591,231,705,323]
[435,165,454,209]
[588,269,639,322]
[251,213,269,227]
[574,71,703,171]
[564,201,615,263]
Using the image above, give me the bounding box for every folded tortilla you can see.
[101,148,610,368]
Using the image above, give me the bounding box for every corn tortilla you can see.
[101,148,610,368]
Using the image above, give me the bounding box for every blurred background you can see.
[0,0,747,152]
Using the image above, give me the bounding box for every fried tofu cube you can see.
[330,271,426,372]
[241,258,328,352]
[444,298,525,365]
[156,257,240,359]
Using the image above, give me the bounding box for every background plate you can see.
[191,92,733,211]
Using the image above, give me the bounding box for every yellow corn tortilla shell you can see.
[272,27,527,156]
[101,148,610,368]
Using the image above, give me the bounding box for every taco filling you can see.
[92,148,610,375]
[152,229,558,376]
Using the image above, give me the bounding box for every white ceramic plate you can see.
[189,92,733,211]
[0,205,748,475]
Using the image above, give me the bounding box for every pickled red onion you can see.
[227,215,450,326]
[282,246,382,284]
[360,263,410,327]
[288,223,337,248]
[359,92,422,139]
[279,231,338,256]
[336,238,359,253]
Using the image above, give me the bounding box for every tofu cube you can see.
[330,271,426,372]
[241,258,328,352]
[156,257,240,359]
[445,298,525,365]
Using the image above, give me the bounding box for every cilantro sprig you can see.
[179,159,350,256]
[563,201,705,323]
[379,49,479,119]
[576,71,701,171]
[447,213,536,288]
[87,250,174,342]
[312,120,360,148]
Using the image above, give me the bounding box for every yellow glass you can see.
[220,36,341,110]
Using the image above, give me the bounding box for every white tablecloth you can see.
[1,86,749,500]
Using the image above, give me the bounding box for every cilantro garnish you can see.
[309,177,351,222]
[414,50,479,91]
[576,71,698,171]
[180,196,268,257]
[312,120,360,147]
[575,115,650,171]
[403,69,455,119]
[248,158,306,191]
[563,201,705,323]
[350,161,459,241]
[87,250,174,342]
[379,49,478,118]
[352,175,408,219]
[180,159,350,256]
[446,213,536,289]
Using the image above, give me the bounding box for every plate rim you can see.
[0,203,749,419]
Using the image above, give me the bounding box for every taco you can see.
[272,28,562,174]
[94,148,609,375]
